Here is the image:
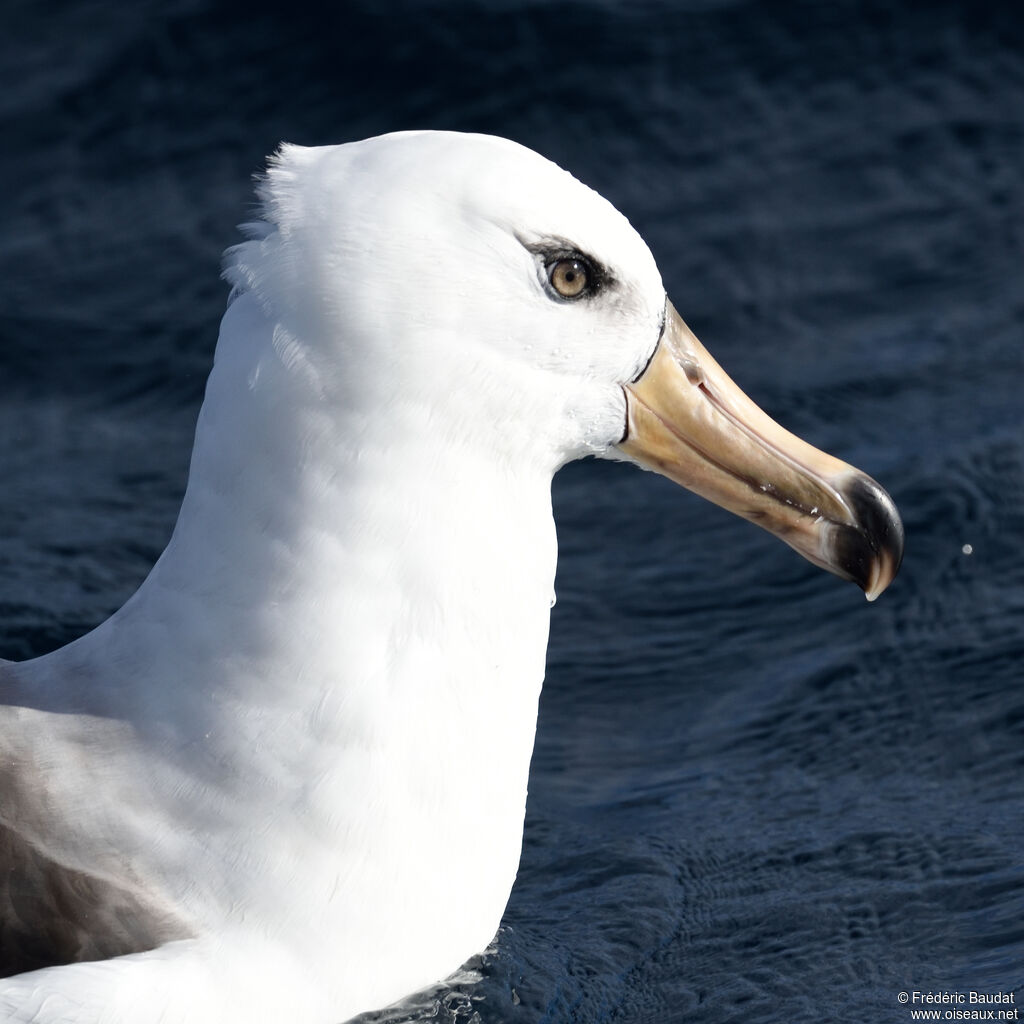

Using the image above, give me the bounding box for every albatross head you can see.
[0,131,906,1024]
[225,129,902,599]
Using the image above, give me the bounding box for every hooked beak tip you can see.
[831,473,905,600]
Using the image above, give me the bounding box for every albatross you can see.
[0,131,903,1023]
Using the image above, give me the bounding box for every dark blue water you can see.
[2,1,1022,1021]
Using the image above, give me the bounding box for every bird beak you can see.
[619,300,904,600]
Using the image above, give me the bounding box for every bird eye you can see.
[548,258,591,300]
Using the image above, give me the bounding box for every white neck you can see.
[23,295,563,1012]
[9,295,559,1014]
[96,294,558,722]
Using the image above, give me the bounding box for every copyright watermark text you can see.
[897,991,1018,1020]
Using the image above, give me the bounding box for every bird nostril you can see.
[677,354,705,387]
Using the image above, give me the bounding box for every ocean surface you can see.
[2,1,1022,1021]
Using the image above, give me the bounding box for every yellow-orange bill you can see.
[618,301,904,600]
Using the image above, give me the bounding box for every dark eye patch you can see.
[518,235,613,302]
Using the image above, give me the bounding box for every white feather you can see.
[0,131,665,1023]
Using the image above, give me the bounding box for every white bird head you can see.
[223,130,902,597]
[224,132,661,463]
[0,131,905,1024]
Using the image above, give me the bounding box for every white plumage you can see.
[0,132,665,1023]
[0,130,901,1023]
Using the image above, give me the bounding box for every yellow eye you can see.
[549,258,590,299]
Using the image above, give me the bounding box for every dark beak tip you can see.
[835,472,905,598]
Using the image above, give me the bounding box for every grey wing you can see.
[0,663,191,977]
[0,821,187,977]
